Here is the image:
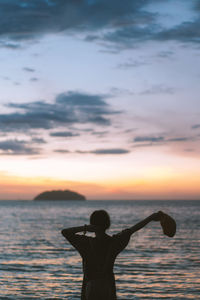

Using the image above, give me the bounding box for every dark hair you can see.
[90,210,111,230]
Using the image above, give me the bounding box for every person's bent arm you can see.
[128,211,163,236]
[61,224,97,238]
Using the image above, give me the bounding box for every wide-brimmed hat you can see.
[160,212,176,237]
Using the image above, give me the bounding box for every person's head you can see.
[90,210,111,232]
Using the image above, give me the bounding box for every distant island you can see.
[34,189,86,201]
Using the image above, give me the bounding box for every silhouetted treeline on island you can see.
[33,190,86,201]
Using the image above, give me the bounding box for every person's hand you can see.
[151,211,164,221]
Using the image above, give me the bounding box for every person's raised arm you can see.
[61,224,97,238]
[128,211,163,236]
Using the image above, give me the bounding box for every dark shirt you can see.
[64,229,131,299]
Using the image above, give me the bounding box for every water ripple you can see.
[0,200,199,299]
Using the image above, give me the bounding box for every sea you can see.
[0,200,199,300]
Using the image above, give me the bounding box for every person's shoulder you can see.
[112,228,132,239]
[113,229,131,250]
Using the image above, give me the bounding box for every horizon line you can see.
[0,198,199,201]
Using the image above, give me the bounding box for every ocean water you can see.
[0,200,199,300]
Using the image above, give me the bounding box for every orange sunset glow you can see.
[1,147,200,200]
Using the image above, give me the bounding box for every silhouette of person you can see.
[61,210,162,300]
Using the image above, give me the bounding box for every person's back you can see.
[85,234,112,277]
[84,234,114,300]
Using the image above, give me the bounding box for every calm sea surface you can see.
[0,200,199,299]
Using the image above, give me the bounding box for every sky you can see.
[0,0,200,200]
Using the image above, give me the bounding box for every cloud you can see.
[117,59,148,69]
[96,24,158,49]
[75,128,94,133]
[0,41,21,49]
[23,67,35,72]
[134,136,164,143]
[0,91,118,133]
[109,87,133,96]
[54,149,71,154]
[133,142,159,149]
[91,148,130,155]
[76,148,130,155]
[184,148,194,152]
[133,134,192,149]
[155,19,200,44]
[0,139,40,155]
[94,7,200,49]
[50,131,80,137]
[2,76,11,81]
[0,1,155,41]
[31,137,46,144]
[0,0,199,49]
[56,92,108,107]
[156,50,174,59]
[91,131,109,137]
[140,84,175,95]
[191,124,200,129]
[30,77,39,81]
[167,137,189,142]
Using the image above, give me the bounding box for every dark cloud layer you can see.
[0,91,118,133]
[155,19,200,44]
[30,77,39,82]
[53,148,130,155]
[31,137,46,144]
[191,124,200,129]
[134,136,164,143]
[23,67,35,72]
[0,0,199,49]
[76,148,130,155]
[91,148,130,155]
[133,135,191,148]
[0,41,21,49]
[50,131,80,137]
[0,139,39,155]
[167,137,189,142]
[54,149,71,154]
[0,0,153,40]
